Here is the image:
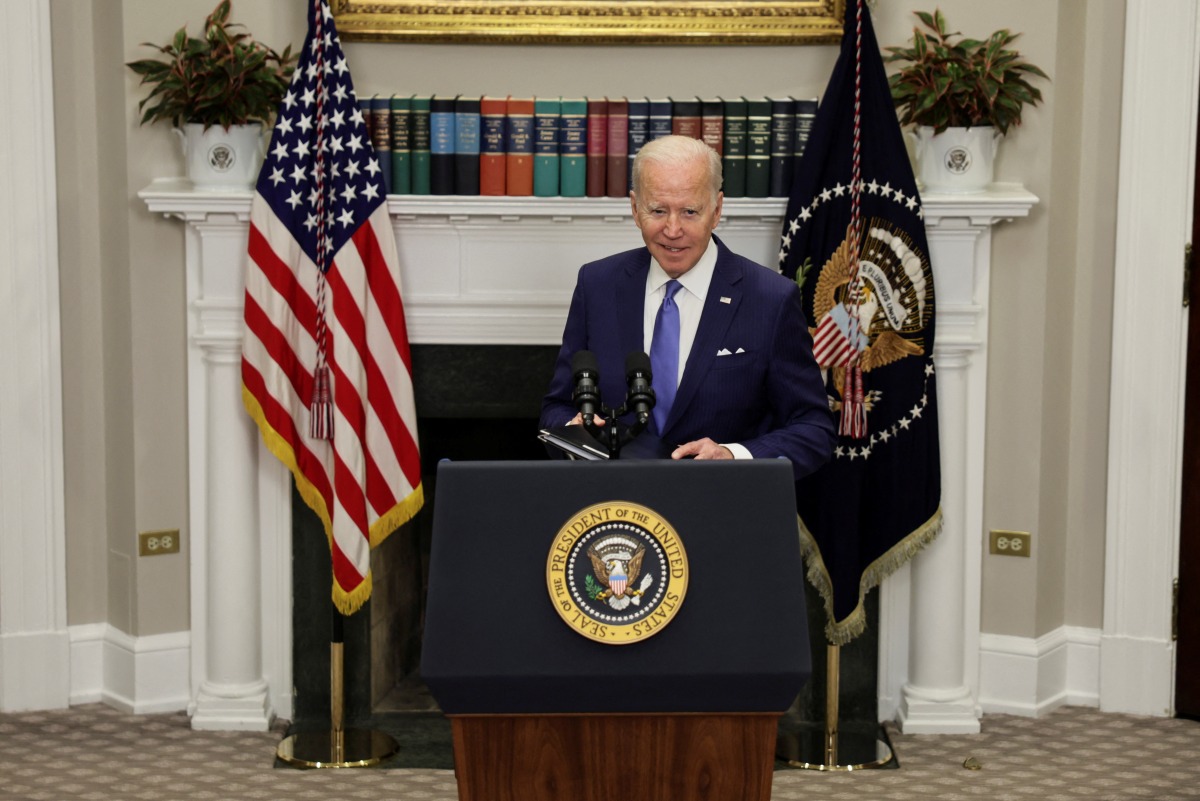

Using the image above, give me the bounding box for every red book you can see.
[480,95,507,196]
[701,97,724,156]
[506,96,535,196]
[606,97,629,199]
[670,96,702,139]
[586,98,608,198]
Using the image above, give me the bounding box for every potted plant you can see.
[884,9,1049,193]
[127,0,295,190]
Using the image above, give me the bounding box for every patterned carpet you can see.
[1,704,1198,800]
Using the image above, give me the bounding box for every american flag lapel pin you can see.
[720,296,731,304]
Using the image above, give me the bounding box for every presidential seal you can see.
[546,501,688,645]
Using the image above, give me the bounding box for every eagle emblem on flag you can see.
[810,216,932,423]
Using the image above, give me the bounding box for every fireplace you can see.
[143,183,1033,732]
[290,344,559,723]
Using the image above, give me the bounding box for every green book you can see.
[720,97,747,198]
[534,97,561,197]
[389,94,412,195]
[559,98,587,198]
[410,95,432,195]
[744,97,771,199]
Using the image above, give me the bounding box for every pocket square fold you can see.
[716,348,732,356]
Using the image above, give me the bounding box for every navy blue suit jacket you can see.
[540,235,836,479]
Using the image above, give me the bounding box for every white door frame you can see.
[0,0,69,712]
[1102,0,1200,716]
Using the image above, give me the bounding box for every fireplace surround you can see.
[140,182,1035,732]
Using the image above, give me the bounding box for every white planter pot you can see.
[173,122,263,191]
[910,125,1000,194]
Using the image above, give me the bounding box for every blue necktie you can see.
[650,280,682,433]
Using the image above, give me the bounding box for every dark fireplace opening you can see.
[290,344,559,725]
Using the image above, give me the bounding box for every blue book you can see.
[627,97,649,191]
[648,98,672,141]
[454,95,481,195]
[430,95,456,195]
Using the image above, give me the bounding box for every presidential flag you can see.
[780,0,941,643]
[242,0,423,615]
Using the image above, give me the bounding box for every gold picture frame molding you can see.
[330,1,845,45]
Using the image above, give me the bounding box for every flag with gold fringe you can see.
[779,0,941,643]
[241,0,423,615]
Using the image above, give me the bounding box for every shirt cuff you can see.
[722,442,752,460]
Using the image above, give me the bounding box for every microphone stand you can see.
[581,405,650,460]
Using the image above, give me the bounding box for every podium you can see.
[421,459,810,801]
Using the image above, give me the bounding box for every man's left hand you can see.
[672,438,733,461]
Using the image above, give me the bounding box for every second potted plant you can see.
[127,0,295,190]
[884,9,1049,193]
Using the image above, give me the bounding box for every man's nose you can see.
[663,213,684,237]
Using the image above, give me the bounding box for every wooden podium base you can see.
[449,713,778,801]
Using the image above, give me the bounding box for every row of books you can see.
[359,96,819,200]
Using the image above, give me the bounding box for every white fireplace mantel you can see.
[139,179,1036,730]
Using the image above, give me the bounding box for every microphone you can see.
[624,351,655,427]
[571,350,601,423]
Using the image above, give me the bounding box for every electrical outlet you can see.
[989,530,1031,557]
[139,529,181,557]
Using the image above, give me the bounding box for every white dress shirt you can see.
[643,239,751,459]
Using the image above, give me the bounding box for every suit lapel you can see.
[616,250,650,361]
[663,238,743,435]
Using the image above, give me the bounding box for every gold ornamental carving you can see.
[331,0,844,45]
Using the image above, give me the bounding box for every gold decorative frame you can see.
[330,1,845,45]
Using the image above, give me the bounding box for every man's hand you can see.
[672,438,732,461]
[567,413,607,427]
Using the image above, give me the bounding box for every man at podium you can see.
[541,135,835,479]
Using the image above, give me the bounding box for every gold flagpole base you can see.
[776,721,895,771]
[775,643,896,770]
[276,728,399,769]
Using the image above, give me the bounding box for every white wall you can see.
[46,0,1122,665]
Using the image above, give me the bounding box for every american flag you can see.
[241,0,423,615]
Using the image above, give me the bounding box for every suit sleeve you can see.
[741,282,836,479]
[540,269,589,429]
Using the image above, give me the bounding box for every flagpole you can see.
[824,643,840,765]
[276,604,401,768]
[777,638,894,771]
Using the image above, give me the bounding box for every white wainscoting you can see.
[68,624,191,714]
[978,626,1101,717]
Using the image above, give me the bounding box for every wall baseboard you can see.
[68,624,190,714]
[978,626,1101,716]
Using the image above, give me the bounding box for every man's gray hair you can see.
[631,135,723,203]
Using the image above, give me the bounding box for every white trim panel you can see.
[979,626,1101,717]
[0,0,68,713]
[1103,0,1199,716]
[68,624,191,714]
